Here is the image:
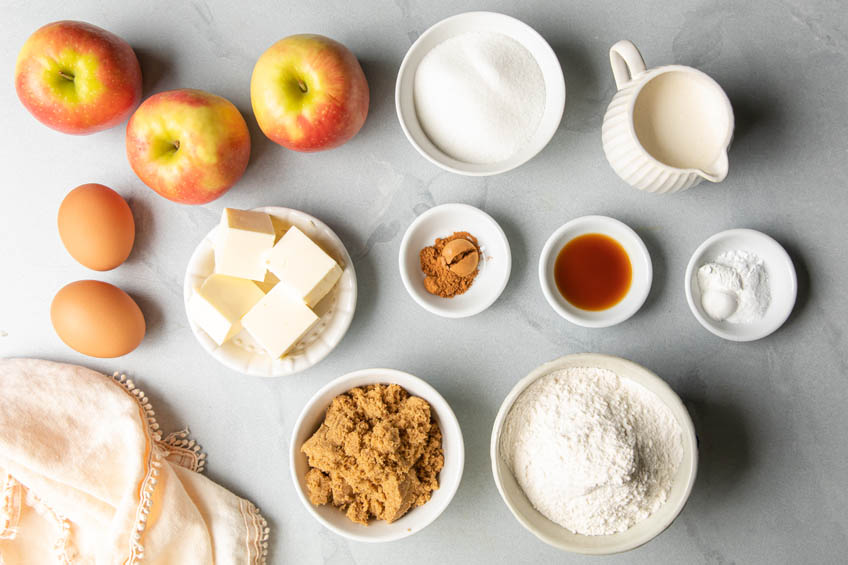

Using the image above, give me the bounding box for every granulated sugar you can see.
[413,31,546,164]
[500,367,683,536]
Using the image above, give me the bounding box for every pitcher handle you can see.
[610,40,647,89]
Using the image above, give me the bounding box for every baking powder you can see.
[697,249,770,323]
[413,31,546,164]
[500,367,683,536]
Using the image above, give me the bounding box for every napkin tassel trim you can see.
[159,429,207,473]
[0,474,21,540]
[111,372,162,564]
[23,488,75,564]
[111,372,162,443]
[109,371,265,564]
[111,372,208,475]
[126,453,160,563]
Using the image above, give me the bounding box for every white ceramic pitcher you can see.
[601,40,734,194]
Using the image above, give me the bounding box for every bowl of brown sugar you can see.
[399,203,512,318]
[290,368,465,542]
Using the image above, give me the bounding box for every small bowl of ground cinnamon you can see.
[290,368,465,542]
[399,203,511,318]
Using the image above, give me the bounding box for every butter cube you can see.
[242,285,319,358]
[189,274,266,345]
[214,208,275,281]
[266,226,342,307]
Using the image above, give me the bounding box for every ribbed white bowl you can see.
[601,66,707,195]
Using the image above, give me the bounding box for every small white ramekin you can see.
[538,215,652,328]
[398,203,511,318]
[684,228,797,341]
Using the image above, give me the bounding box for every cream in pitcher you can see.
[602,40,734,194]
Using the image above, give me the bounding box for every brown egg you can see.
[50,280,146,358]
[58,183,135,271]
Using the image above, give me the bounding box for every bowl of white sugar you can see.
[395,12,565,175]
[490,353,698,554]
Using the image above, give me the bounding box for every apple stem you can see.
[297,80,308,93]
[173,140,180,151]
[59,71,75,82]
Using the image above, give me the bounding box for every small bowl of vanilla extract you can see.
[538,216,652,327]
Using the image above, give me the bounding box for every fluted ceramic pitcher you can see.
[602,40,734,194]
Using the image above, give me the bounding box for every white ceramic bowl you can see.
[685,228,797,341]
[183,206,357,377]
[395,11,566,176]
[290,368,465,543]
[399,203,511,318]
[491,353,698,554]
[539,216,652,327]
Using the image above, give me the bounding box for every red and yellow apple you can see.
[250,34,369,152]
[14,21,142,135]
[126,89,251,205]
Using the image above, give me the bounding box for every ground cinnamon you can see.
[419,231,480,298]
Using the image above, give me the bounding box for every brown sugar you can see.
[420,231,480,298]
[301,384,444,525]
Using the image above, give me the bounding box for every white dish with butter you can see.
[183,206,357,377]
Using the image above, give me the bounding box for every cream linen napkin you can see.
[0,358,269,564]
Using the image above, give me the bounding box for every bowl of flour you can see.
[395,12,565,176]
[490,353,697,554]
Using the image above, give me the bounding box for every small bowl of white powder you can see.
[490,353,698,554]
[685,228,797,341]
[395,12,565,175]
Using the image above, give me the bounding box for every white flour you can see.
[413,31,545,164]
[501,367,683,535]
[697,249,770,323]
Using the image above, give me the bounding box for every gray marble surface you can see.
[1,0,847,563]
